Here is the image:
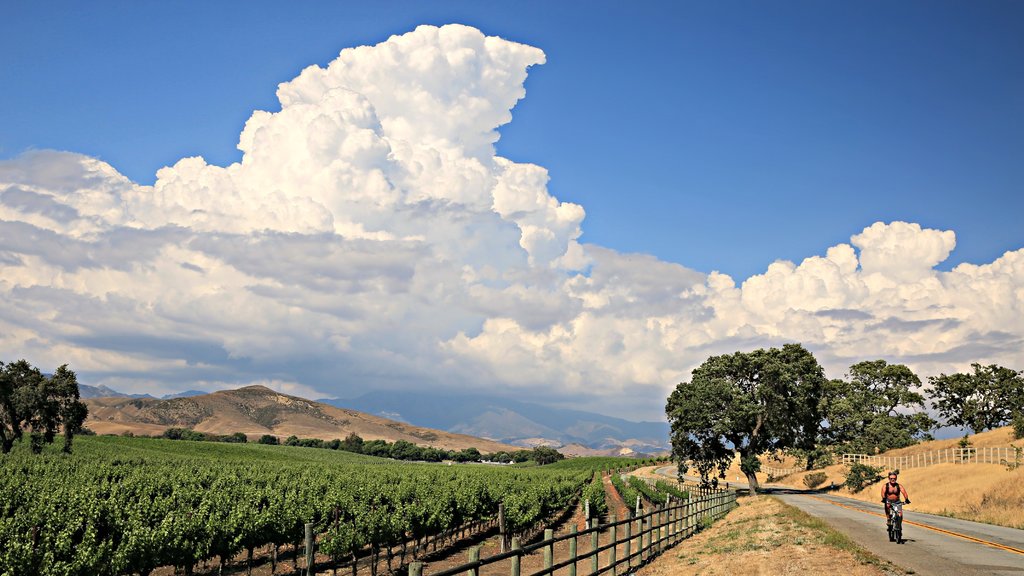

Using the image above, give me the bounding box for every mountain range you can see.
[325,391,671,455]
[79,384,206,400]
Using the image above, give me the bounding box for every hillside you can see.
[84,385,520,453]
[765,426,1023,529]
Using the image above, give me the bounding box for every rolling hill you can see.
[83,385,520,453]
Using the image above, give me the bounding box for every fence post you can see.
[569,526,577,576]
[585,499,591,530]
[466,546,481,576]
[662,503,669,547]
[655,504,663,552]
[609,514,617,576]
[641,515,649,561]
[544,529,554,574]
[624,515,632,569]
[411,562,423,576]
[304,522,315,576]
[511,537,521,576]
[590,526,599,575]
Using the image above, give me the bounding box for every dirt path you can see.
[603,472,630,520]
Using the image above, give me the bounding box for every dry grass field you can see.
[762,427,1024,529]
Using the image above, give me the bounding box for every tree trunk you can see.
[738,450,761,493]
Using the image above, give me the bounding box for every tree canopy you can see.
[665,343,827,493]
[928,363,1024,433]
[822,360,935,454]
[0,359,89,454]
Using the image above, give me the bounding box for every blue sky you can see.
[5,1,1020,281]
[1,2,1022,421]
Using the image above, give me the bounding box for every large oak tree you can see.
[665,344,827,493]
[928,363,1023,433]
[822,360,935,454]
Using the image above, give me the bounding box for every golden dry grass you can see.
[762,427,1024,529]
[839,464,1024,528]
[636,496,906,576]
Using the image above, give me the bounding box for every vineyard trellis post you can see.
[304,522,315,576]
[498,503,507,553]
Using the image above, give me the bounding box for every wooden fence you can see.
[412,488,737,576]
[762,466,803,478]
[841,446,1022,470]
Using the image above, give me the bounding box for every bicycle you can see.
[884,500,909,543]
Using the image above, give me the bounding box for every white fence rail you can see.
[841,446,1021,470]
[763,466,804,478]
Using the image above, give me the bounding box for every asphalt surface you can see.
[654,466,1024,575]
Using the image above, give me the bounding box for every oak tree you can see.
[928,364,1023,432]
[665,344,827,493]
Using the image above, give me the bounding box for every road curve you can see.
[654,466,1024,575]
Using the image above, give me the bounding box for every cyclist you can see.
[881,471,910,535]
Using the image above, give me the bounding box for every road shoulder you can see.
[636,495,907,576]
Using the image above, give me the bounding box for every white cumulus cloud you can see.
[1,24,1022,420]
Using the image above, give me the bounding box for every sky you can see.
[1,1,1022,421]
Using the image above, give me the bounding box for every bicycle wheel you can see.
[894,515,902,544]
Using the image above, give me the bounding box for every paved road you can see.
[654,466,1024,575]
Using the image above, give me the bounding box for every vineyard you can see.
[0,436,648,576]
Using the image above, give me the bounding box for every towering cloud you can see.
[1,24,1021,419]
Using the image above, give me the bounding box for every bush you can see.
[258,434,279,445]
[803,472,828,489]
[844,463,883,492]
[1013,412,1024,440]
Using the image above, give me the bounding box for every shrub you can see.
[1013,412,1024,440]
[803,472,828,489]
[258,434,279,445]
[844,463,883,493]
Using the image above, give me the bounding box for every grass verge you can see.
[637,495,910,576]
